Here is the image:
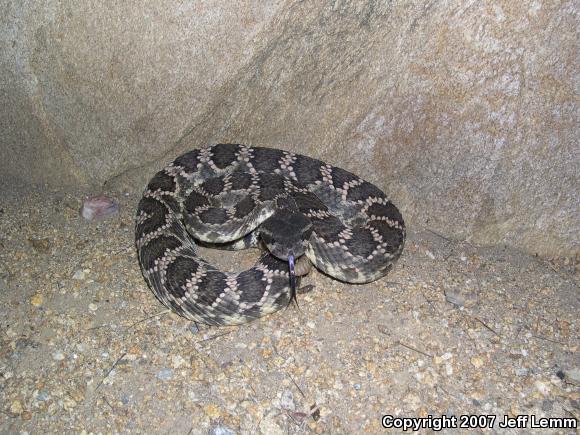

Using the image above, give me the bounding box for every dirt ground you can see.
[0,186,578,434]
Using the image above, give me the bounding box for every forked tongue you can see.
[288,253,297,305]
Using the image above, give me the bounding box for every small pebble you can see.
[72,269,88,280]
[28,237,51,253]
[10,399,23,415]
[562,368,580,384]
[171,355,186,369]
[445,291,465,307]
[36,390,50,401]
[88,303,98,312]
[279,389,295,411]
[30,293,43,307]
[470,356,484,368]
[204,404,222,419]
[259,411,284,434]
[80,195,119,221]
[53,351,65,361]
[534,380,550,396]
[445,363,453,376]
[156,368,173,381]
[210,427,236,435]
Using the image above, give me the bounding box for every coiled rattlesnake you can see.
[135,144,405,326]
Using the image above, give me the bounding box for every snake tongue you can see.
[288,253,297,305]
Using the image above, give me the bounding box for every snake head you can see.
[261,210,311,305]
[259,210,312,261]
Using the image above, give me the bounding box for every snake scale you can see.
[135,144,405,326]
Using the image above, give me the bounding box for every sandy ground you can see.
[0,186,578,434]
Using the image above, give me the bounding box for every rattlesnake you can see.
[135,144,405,326]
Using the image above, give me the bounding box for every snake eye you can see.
[260,231,273,246]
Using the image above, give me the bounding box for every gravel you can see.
[0,185,578,433]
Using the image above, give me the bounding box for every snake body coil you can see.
[135,144,405,325]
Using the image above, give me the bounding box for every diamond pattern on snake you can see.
[135,144,405,326]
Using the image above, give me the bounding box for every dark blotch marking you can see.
[199,207,228,224]
[292,155,324,185]
[229,169,253,191]
[312,215,344,240]
[251,147,285,173]
[275,195,298,212]
[235,269,267,304]
[257,173,286,201]
[272,288,291,309]
[234,196,256,218]
[211,144,240,169]
[369,220,405,253]
[212,296,244,319]
[293,191,327,214]
[346,181,384,202]
[258,187,281,202]
[344,227,376,258]
[367,201,404,225]
[330,166,358,190]
[201,177,225,196]
[136,197,169,241]
[165,256,199,298]
[184,190,210,213]
[147,170,176,193]
[259,173,286,191]
[173,149,200,172]
[140,235,182,271]
[159,194,180,214]
[195,270,228,306]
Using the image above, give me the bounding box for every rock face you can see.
[0,1,577,256]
